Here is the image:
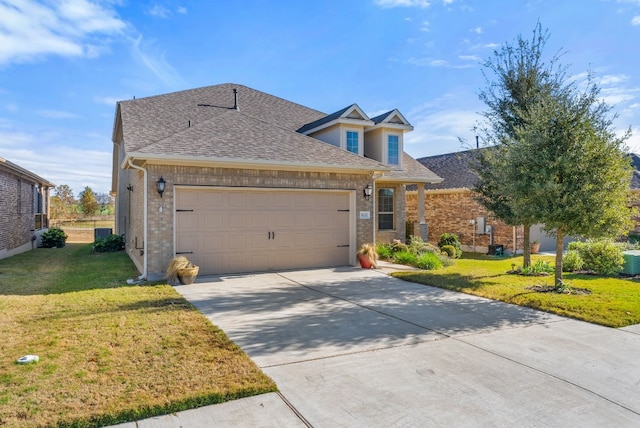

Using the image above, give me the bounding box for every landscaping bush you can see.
[415,252,444,270]
[520,260,554,276]
[41,227,67,248]
[562,250,584,272]
[568,240,623,275]
[376,243,393,260]
[438,233,462,258]
[94,234,125,252]
[408,236,440,255]
[440,245,456,258]
[393,250,417,265]
[390,240,409,253]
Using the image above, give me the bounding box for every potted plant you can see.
[166,256,200,285]
[531,240,541,254]
[357,243,378,269]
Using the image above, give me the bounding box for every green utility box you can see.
[622,250,640,275]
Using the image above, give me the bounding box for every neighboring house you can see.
[0,157,54,259]
[406,148,524,254]
[111,83,442,279]
[408,148,640,254]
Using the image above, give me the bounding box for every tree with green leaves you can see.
[474,23,634,286]
[509,76,633,285]
[473,23,565,267]
[79,186,99,216]
[50,184,75,219]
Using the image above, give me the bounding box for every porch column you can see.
[417,183,428,241]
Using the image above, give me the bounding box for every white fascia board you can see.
[301,118,375,135]
[364,122,414,133]
[122,153,391,174]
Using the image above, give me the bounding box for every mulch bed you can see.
[526,284,592,295]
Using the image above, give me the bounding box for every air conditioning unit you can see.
[622,250,640,275]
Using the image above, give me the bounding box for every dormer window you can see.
[346,131,359,154]
[388,135,399,165]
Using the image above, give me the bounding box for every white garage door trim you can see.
[173,186,356,275]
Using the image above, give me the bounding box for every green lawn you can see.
[0,244,275,428]
[391,253,640,328]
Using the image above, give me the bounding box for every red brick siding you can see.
[406,190,523,253]
[0,169,35,252]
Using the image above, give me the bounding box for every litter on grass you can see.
[17,355,39,364]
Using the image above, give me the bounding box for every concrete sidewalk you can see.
[114,266,640,427]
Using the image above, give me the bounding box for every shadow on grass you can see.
[0,243,141,296]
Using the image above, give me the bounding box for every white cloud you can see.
[36,110,81,119]
[632,15,640,25]
[459,54,481,61]
[177,6,187,14]
[0,128,112,193]
[130,35,187,87]
[373,0,431,8]
[0,0,126,65]
[471,27,483,34]
[148,4,170,18]
[421,20,430,31]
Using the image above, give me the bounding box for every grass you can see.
[0,244,276,428]
[391,252,640,328]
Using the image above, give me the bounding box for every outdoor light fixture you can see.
[157,176,166,198]
[363,184,373,200]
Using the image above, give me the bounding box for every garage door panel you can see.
[176,189,351,275]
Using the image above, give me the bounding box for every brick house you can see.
[0,157,54,260]
[406,149,524,254]
[111,83,441,279]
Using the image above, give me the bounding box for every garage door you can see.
[175,188,352,275]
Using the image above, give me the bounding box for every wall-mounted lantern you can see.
[363,184,373,201]
[157,176,166,198]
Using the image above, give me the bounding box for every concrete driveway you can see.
[119,266,640,427]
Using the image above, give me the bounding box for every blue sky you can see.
[1,0,639,196]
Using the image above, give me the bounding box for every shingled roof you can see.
[416,148,482,190]
[116,83,440,181]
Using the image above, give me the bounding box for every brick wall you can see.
[0,169,35,255]
[406,189,523,253]
[120,165,394,279]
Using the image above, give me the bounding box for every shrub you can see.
[390,240,409,253]
[41,227,67,248]
[438,233,462,258]
[393,251,417,265]
[567,240,623,275]
[415,252,444,270]
[441,245,456,258]
[562,250,584,272]
[408,236,440,255]
[94,234,125,252]
[520,260,554,276]
[376,243,393,260]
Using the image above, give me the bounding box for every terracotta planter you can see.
[358,254,374,269]
[531,243,540,254]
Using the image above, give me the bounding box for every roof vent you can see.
[233,88,239,111]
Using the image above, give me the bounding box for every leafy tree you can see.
[51,184,75,219]
[79,186,99,216]
[473,23,566,267]
[509,77,633,285]
[95,192,114,214]
[474,22,634,286]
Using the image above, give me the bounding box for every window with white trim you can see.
[378,188,394,230]
[388,135,399,165]
[346,130,359,154]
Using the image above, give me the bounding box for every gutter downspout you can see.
[127,158,148,280]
